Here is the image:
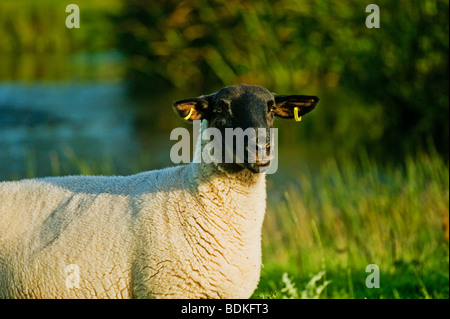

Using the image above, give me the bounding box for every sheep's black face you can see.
[173,84,319,174]
[207,85,275,173]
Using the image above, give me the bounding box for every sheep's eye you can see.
[267,100,276,112]
[214,100,229,114]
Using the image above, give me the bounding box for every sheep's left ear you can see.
[273,95,319,119]
[173,95,211,122]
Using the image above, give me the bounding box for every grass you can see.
[8,148,450,299]
[258,271,331,299]
[255,150,449,298]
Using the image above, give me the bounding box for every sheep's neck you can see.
[187,120,266,219]
[188,161,266,200]
[189,120,266,197]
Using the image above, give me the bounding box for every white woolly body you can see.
[0,121,267,299]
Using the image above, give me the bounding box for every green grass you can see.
[256,151,449,298]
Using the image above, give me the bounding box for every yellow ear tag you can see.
[184,107,194,120]
[294,107,302,122]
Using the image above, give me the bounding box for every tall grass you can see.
[257,151,449,298]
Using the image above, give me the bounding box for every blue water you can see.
[0,81,142,179]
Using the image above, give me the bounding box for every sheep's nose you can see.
[265,143,271,155]
[254,142,273,165]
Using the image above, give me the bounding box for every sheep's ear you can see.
[173,96,210,122]
[273,95,319,119]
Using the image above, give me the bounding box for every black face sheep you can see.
[0,84,318,298]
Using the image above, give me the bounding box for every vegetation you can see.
[0,0,123,81]
[117,0,449,159]
[258,150,449,298]
[0,0,120,54]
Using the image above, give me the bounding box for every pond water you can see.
[0,81,134,179]
[0,52,174,180]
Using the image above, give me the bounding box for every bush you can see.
[117,0,449,159]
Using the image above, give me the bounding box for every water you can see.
[0,82,137,179]
[0,52,178,180]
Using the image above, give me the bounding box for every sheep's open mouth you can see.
[244,161,272,173]
[255,161,271,167]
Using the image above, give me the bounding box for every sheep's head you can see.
[173,84,319,173]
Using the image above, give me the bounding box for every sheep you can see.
[0,84,319,299]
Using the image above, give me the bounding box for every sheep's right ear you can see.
[173,96,211,122]
[273,95,319,120]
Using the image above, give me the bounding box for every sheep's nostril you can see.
[266,143,271,155]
